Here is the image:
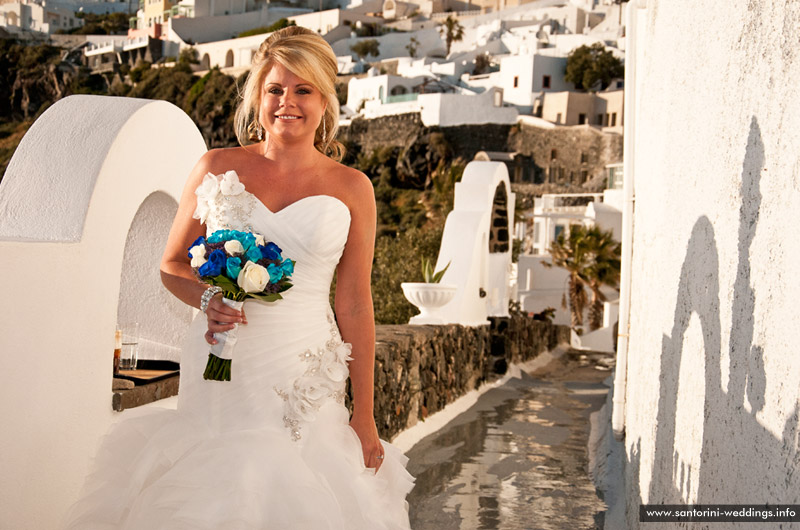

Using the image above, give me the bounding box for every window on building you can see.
[611,113,617,126]
[581,170,588,181]
[543,75,551,89]
[513,76,519,88]
[555,112,562,123]
[493,90,502,107]
[578,113,586,124]
[604,113,610,126]
[580,152,588,164]
[597,113,603,125]
[551,149,558,160]
[555,224,565,239]
[616,80,624,89]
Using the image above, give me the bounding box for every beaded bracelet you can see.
[200,286,223,313]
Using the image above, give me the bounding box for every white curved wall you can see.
[434,161,514,326]
[0,95,207,530]
[622,2,800,527]
[117,191,193,362]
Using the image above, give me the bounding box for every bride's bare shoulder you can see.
[196,147,251,173]
[183,147,252,188]
[323,158,374,210]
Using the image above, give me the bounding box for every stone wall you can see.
[367,316,569,440]
[510,122,623,186]
[339,113,622,188]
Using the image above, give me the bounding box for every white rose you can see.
[224,240,244,255]
[190,255,207,268]
[220,170,245,196]
[237,261,269,293]
[254,233,265,246]
[189,244,206,259]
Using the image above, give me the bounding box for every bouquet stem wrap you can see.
[203,297,244,381]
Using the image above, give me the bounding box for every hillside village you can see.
[1,0,625,185]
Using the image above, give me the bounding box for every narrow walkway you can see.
[406,349,614,530]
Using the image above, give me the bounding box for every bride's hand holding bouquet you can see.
[189,229,295,381]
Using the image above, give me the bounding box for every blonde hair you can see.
[234,26,344,161]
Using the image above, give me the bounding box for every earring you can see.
[321,118,327,142]
[256,123,262,141]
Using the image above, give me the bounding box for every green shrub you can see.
[371,226,445,325]
[237,18,295,38]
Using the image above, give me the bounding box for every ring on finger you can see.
[376,455,384,459]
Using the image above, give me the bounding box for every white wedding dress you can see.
[62,171,415,530]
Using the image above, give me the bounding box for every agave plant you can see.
[421,257,451,283]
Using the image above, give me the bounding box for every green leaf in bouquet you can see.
[207,275,246,300]
[276,281,293,293]
[249,292,284,303]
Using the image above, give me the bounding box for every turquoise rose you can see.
[245,245,262,263]
[280,258,294,276]
[208,229,233,244]
[266,262,284,283]
[226,257,242,280]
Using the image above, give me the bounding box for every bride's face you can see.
[259,62,326,146]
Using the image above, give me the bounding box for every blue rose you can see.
[266,262,284,283]
[187,235,206,257]
[225,256,242,280]
[280,258,294,276]
[261,242,283,261]
[198,248,226,277]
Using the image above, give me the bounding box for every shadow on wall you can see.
[628,117,800,522]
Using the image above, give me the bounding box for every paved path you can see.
[405,349,614,530]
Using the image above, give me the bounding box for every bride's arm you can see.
[159,151,245,339]
[333,169,384,471]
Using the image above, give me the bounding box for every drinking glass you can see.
[120,323,139,371]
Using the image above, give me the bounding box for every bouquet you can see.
[189,229,295,381]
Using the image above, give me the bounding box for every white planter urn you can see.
[401,282,458,325]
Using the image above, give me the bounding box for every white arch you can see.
[0,95,206,529]
[434,161,515,325]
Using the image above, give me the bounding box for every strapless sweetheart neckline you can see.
[247,191,351,219]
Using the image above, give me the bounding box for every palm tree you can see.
[441,15,464,56]
[546,226,592,327]
[583,226,621,330]
[546,225,621,330]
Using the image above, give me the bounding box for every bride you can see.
[62,26,414,529]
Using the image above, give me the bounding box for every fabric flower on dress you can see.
[193,173,221,224]
[220,170,246,196]
[275,309,351,441]
[289,375,335,421]
[333,342,353,364]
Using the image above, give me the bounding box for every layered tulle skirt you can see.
[63,304,414,529]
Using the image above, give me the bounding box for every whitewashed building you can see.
[499,53,573,113]
[0,0,83,35]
